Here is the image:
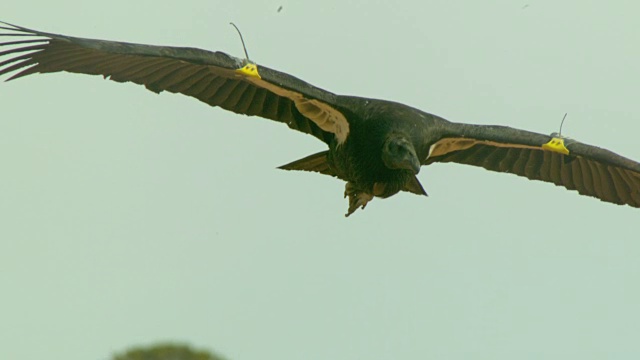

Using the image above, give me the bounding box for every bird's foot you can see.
[344,182,374,217]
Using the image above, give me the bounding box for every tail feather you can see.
[403,176,428,196]
[278,151,338,177]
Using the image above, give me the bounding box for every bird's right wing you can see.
[0,22,349,144]
[424,122,640,208]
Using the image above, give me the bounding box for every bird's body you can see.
[301,98,445,213]
[1,21,639,216]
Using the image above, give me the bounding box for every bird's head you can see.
[381,134,421,174]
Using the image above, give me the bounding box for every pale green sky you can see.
[1,1,639,359]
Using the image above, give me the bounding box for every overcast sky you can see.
[1,1,639,359]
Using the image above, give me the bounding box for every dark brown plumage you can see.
[1,21,639,216]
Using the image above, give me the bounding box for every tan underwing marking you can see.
[239,70,349,144]
[427,138,542,160]
[293,98,349,144]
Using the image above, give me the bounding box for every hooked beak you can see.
[402,152,421,174]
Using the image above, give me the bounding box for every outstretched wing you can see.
[0,22,349,144]
[425,122,640,207]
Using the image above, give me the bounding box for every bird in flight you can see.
[1,21,639,216]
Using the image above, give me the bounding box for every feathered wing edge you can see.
[425,122,640,207]
[0,21,349,144]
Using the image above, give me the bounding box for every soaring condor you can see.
[1,22,639,216]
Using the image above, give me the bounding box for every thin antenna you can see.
[559,112,568,136]
[229,22,251,61]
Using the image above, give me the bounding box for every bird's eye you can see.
[389,142,401,153]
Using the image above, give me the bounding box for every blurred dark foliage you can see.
[112,343,227,360]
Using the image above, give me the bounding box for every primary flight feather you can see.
[1,21,639,216]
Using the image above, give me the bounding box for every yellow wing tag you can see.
[542,137,570,155]
[235,63,261,79]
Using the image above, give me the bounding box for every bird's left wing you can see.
[0,22,348,144]
[424,122,640,208]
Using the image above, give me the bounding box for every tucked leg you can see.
[343,182,374,217]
